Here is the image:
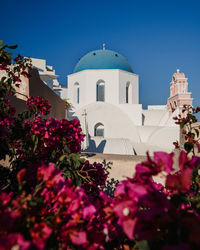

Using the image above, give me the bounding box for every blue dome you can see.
[73,49,133,73]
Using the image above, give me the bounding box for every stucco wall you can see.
[119,70,139,104]
[75,102,141,142]
[118,104,142,125]
[68,69,139,107]
[142,110,167,126]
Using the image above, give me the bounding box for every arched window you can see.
[94,123,104,137]
[126,82,132,104]
[96,80,105,102]
[74,82,80,104]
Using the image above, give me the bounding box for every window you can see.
[126,84,129,103]
[96,80,105,102]
[74,82,80,104]
[94,123,104,137]
[77,87,80,104]
[126,82,132,104]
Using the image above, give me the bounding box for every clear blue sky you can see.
[1,0,200,108]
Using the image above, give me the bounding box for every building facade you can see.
[31,48,193,155]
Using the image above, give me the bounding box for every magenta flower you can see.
[70,230,87,245]
[30,222,52,249]
[154,151,174,174]
[0,233,30,250]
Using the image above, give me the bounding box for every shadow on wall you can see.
[83,135,106,153]
[29,69,66,119]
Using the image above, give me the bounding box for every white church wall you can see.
[118,104,142,126]
[119,70,139,104]
[148,127,179,149]
[159,111,173,126]
[164,109,180,127]
[147,105,166,110]
[68,71,87,106]
[137,126,159,143]
[142,110,168,126]
[68,70,139,109]
[31,58,46,71]
[75,102,141,143]
[68,70,121,107]
[85,70,120,105]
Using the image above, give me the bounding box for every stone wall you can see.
[81,152,146,181]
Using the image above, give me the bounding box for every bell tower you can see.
[167,69,193,115]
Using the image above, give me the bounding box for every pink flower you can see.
[166,151,199,192]
[37,164,65,188]
[0,233,30,250]
[0,192,12,205]
[30,222,52,249]
[154,152,174,174]
[70,230,87,245]
[114,200,137,239]
[26,96,51,116]
[83,205,96,219]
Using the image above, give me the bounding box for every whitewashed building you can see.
[31,47,193,155]
[30,57,68,99]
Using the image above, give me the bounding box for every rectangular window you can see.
[96,128,104,137]
[126,85,129,103]
[77,87,80,104]
[97,85,105,101]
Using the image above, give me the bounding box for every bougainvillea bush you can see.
[1,41,200,249]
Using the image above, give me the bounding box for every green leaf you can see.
[184,142,193,153]
[80,157,85,164]
[0,40,4,46]
[63,170,72,178]
[180,121,186,129]
[7,44,18,49]
[31,134,36,142]
[33,136,38,152]
[51,150,57,159]
[71,154,81,168]
[64,145,71,154]
[58,154,67,162]
[74,173,82,186]
[29,200,38,206]
[134,240,150,250]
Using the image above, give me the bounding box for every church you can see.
[31,46,193,155]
